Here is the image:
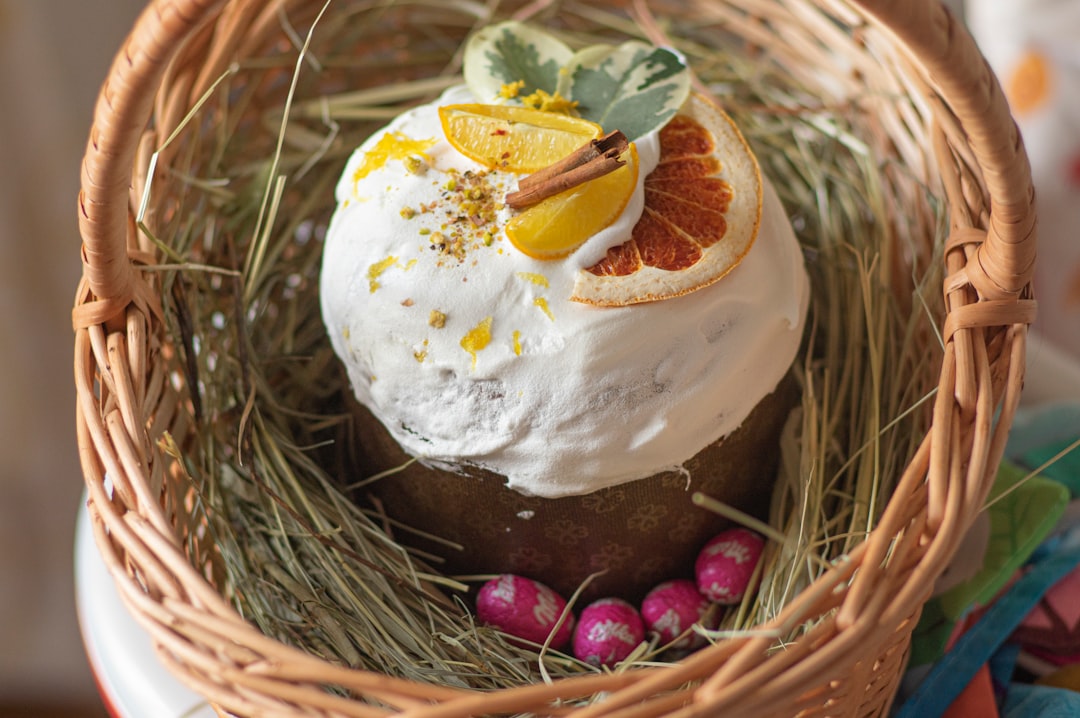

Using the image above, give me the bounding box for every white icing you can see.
[321,87,809,498]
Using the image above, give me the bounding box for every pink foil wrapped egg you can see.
[476,574,573,649]
[573,598,645,667]
[641,579,715,650]
[695,528,765,604]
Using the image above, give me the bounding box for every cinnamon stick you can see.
[506,130,629,210]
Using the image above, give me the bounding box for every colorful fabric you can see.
[1036,662,1080,692]
[899,390,1080,715]
[1002,683,1080,718]
[1013,564,1080,656]
[896,539,1080,718]
[942,665,999,718]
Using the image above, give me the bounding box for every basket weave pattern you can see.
[74,0,1037,715]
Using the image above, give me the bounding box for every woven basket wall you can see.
[74,0,1037,716]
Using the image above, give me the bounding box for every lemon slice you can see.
[506,145,639,260]
[439,104,601,173]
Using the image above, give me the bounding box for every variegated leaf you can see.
[558,41,690,140]
[463,21,573,103]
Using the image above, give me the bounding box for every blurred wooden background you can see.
[0,0,143,714]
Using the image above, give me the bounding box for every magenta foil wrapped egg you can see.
[641,579,715,650]
[572,598,645,667]
[695,528,765,604]
[476,574,573,649]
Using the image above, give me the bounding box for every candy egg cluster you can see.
[475,527,765,666]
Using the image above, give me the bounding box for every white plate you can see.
[75,502,217,718]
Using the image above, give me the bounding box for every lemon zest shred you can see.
[352,132,436,194]
[534,297,555,321]
[367,256,398,293]
[461,317,494,368]
[515,272,550,288]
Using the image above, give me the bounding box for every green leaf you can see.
[909,598,955,668]
[936,461,1069,620]
[558,41,690,140]
[463,21,572,103]
[910,461,1069,667]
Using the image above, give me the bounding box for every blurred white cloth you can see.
[967,0,1080,360]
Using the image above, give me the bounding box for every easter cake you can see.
[320,22,809,607]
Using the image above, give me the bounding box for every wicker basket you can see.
[74,0,1037,715]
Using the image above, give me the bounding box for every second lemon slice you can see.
[506,144,639,260]
[439,104,601,173]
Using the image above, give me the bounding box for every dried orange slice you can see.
[506,145,639,259]
[571,93,762,306]
[439,104,601,173]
